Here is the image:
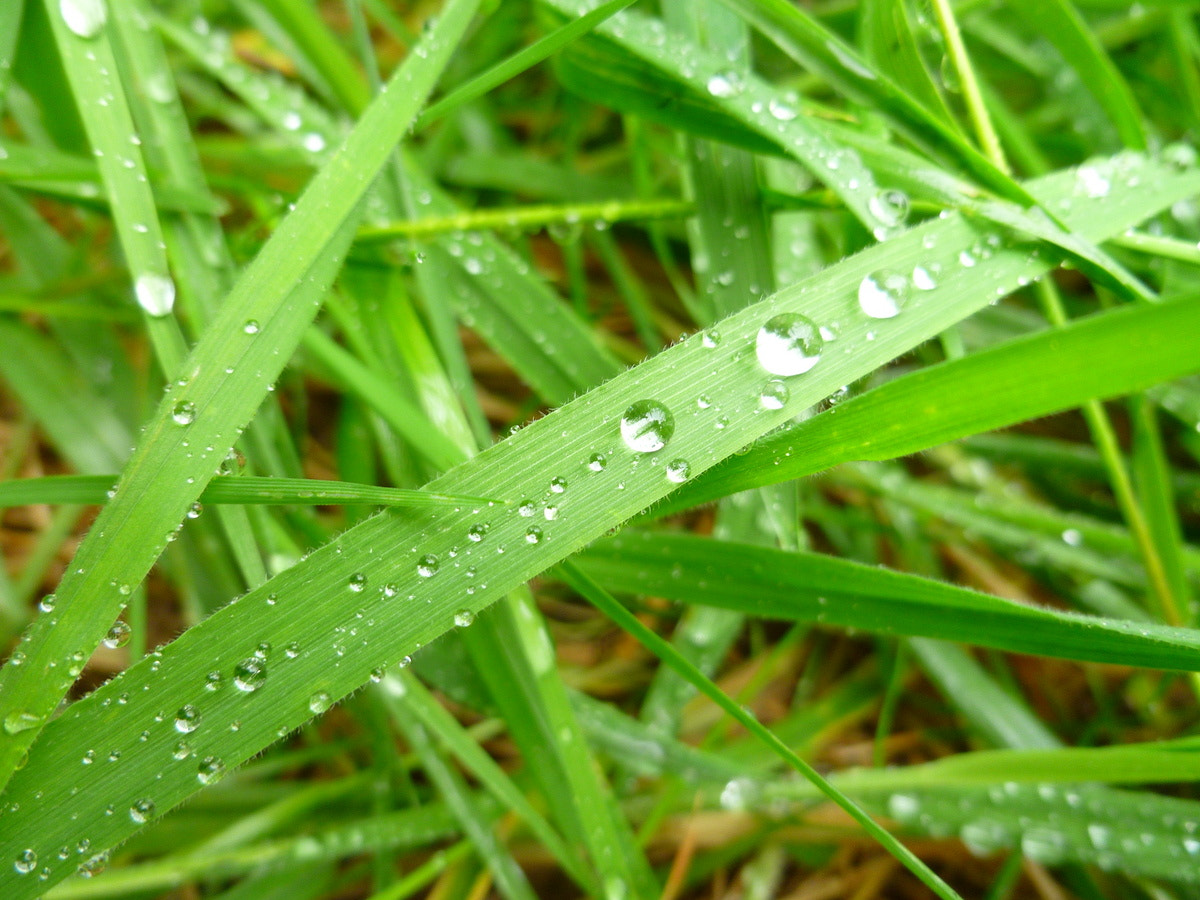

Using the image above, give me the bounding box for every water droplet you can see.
[81,749,95,765]
[706,69,743,98]
[525,526,543,544]
[284,641,300,659]
[134,272,175,317]
[1076,165,1110,198]
[172,741,193,760]
[518,500,536,517]
[13,849,37,875]
[767,98,797,121]
[197,756,225,785]
[587,453,607,472]
[701,330,721,348]
[174,705,201,733]
[416,554,439,577]
[38,594,56,614]
[1163,142,1198,171]
[60,0,106,39]
[242,319,260,335]
[308,691,332,714]
[759,380,789,409]
[467,523,489,542]
[911,264,940,291]
[102,620,131,649]
[453,609,475,628]
[129,798,155,824]
[1021,827,1066,865]
[620,399,675,453]
[171,401,196,426]
[665,459,691,483]
[858,270,911,319]
[232,658,267,692]
[302,132,326,153]
[1062,528,1083,547]
[755,313,823,376]
[347,573,367,592]
[887,794,921,822]
[549,476,567,493]
[868,189,909,230]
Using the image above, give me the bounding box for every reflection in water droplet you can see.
[102,620,131,649]
[620,400,675,453]
[171,401,196,426]
[417,554,440,577]
[868,189,909,229]
[135,273,176,317]
[858,270,911,319]
[60,0,106,39]
[912,264,940,291]
[665,459,691,483]
[706,70,743,98]
[129,798,155,824]
[347,573,367,592]
[759,380,789,409]
[756,313,823,376]
[174,705,201,733]
[14,848,37,875]
[233,658,266,692]
[308,691,332,714]
[454,609,475,628]
[197,756,225,785]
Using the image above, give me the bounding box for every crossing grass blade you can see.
[1,151,1195,897]
[0,475,493,509]
[0,0,483,794]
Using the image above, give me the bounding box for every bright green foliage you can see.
[2,1,1200,898]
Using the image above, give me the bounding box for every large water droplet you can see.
[134,272,175,317]
[171,401,196,426]
[858,270,911,319]
[620,400,675,453]
[868,189,909,231]
[755,313,823,376]
[232,658,266,692]
[416,554,439,577]
[347,573,366,592]
[102,620,131,649]
[60,0,106,39]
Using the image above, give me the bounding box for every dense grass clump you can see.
[2,1,1200,897]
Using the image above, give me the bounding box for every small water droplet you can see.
[38,594,56,614]
[588,453,607,472]
[701,330,721,348]
[13,849,37,875]
[868,189,910,231]
[242,319,260,335]
[525,526,543,544]
[102,620,131,649]
[59,0,106,39]
[549,476,567,493]
[858,270,911,319]
[197,756,225,785]
[620,400,675,453]
[467,523,489,542]
[453,609,475,628]
[756,313,823,376]
[308,691,332,714]
[912,264,940,291]
[1163,142,1198,171]
[416,554,439,577]
[665,459,691,483]
[759,380,789,409]
[232,658,267,692]
[518,500,536,517]
[302,132,326,153]
[347,573,367,592]
[174,705,201,733]
[706,69,743,98]
[767,98,797,121]
[129,798,155,824]
[171,401,196,426]
[134,272,176,317]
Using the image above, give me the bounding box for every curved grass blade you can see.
[660,292,1200,515]
[574,531,1200,671]
[0,0,482,793]
[0,154,1190,898]
[0,475,493,509]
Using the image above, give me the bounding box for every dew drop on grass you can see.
[308,691,332,715]
[197,756,225,785]
[416,554,439,577]
[912,264,940,291]
[174,705,201,733]
[102,620,130,649]
[232,658,266,692]
[858,270,911,319]
[302,132,326,153]
[347,572,366,592]
[467,523,488,542]
[701,329,721,348]
[14,849,36,875]
[868,189,909,231]
[706,69,743,98]
[759,380,789,409]
[204,671,223,691]
[620,399,675,453]
[518,500,536,517]
[171,401,196,426]
[767,98,797,121]
[525,526,543,544]
[129,799,155,824]
[549,476,567,493]
[453,609,475,628]
[60,0,106,38]
[1021,827,1067,865]
[242,319,260,335]
[172,741,192,760]
[38,594,56,613]
[665,459,691,483]
[755,313,823,376]
[588,453,607,472]
[134,273,176,317]
[1163,141,1198,171]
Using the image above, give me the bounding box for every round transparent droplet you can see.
[868,189,910,229]
[911,263,940,291]
[13,848,37,875]
[525,526,543,544]
[858,270,911,319]
[453,609,475,628]
[308,691,332,715]
[1163,142,1198,171]
[755,313,823,376]
[232,658,267,692]
[242,319,260,335]
[767,98,797,121]
[759,380,789,410]
[60,0,106,39]
[197,756,225,785]
[174,705,201,733]
[102,620,131,649]
[620,399,675,453]
[171,400,196,426]
[134,272,176,317]
[467,523,488,542]
[587,453,607,472]
[706,69,743,98]
[665,459,691,483]
[416,554,439,577]
[549,476,567,493]
[347,572,366,592]
[129,798,155,824]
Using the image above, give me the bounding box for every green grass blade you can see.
[664,293,1200,513]
[0,0,481,793]
[0,475,492,509]
[0,152,1190,897]
[575,531,1200,671]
